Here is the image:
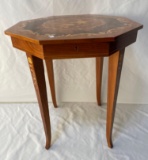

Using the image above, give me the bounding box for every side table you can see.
[5,15,143,149]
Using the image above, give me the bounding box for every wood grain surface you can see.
[45,59,58,108]
[5,15,143,44]
[96,57,104,106]
[106,49,125,148]
[26,53,51,149]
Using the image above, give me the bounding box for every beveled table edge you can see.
[5,14,143,45]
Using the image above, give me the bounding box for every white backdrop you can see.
[0,0,148,103]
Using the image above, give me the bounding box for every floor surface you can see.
[0,103,148,160]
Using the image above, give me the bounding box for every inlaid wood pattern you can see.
[26,53,51,149]
[4,14,143,150]
[5,15,143,44]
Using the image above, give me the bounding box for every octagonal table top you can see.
[5,14,143,44]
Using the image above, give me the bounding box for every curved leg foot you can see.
[45,140,51,149]
[107,137,113,148]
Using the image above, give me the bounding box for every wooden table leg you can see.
[26,53,51,149]
[45,59,58,108]
[106,49,125,148]
[96,57,104,106]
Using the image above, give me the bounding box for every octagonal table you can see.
[5,14,143,149]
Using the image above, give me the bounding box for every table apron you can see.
[11,29,138,59]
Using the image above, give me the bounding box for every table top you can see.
[5,14,143,44]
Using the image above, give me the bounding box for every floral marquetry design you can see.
[5,15,142,44]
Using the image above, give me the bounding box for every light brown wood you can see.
[26,53,51,149]
[106,49,125,148]
[45,59,57,108]
[96,57,104,106]
[11,37,44,59]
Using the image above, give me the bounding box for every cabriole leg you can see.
[26,53,51,149]
[106,49,125,148]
